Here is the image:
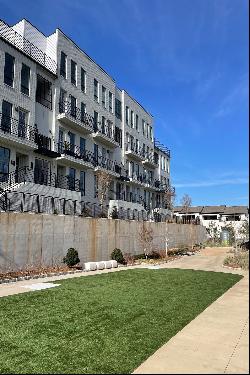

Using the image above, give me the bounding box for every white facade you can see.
[0,19,172,219]
[173,206,249,239]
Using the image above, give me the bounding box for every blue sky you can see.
[1,0,249,206]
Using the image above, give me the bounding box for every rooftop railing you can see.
[0,19,57,75]
[154,138,171,158]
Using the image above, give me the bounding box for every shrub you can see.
[98,211,107,218]
[133,253,146,260]
[123,253,134,265]
[111,207,119,219]
[111,248,125,264]
[223,252,249,270]
[81,207,93,217]
[63,248,80,267]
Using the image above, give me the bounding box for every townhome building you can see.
[0,18,173,220]
[173,205,249,239]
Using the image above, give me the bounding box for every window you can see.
[102,86,106,107]
[93,111,98,131]
[135,139,139,153]
[142,120,145,135]
[80,137,86,154]
[0,146,10,178]
[80,171,86,196]
[150,126,153,141]
[4,53,15,87]
[71,60,77,85]
[68,168,76,190]
[36,75,52,109]
[80,68,86,92]
[59,89,66,113]
[109,92,113,112]
[101,116,105,133]
[81,102,86,122]
[60,52,67,78]
[21,64,30,95]
[115,99,122,120]
[94,79,98,101]
[18,109,28,138]
[135,114,138,131]
[125,106,129,124]
[58,128,64,153]
[146,123,149,139]
[1,100,12,132]
[70,95,77,118]
[130,110,134,128]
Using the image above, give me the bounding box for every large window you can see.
[0,146,10,179]
[21,64,30,96]
[135,114,138,131]
[125,106,129,124]
[81,102,86,122]
[36,75,52,109]
[18,109,28,138]
[115,99,122,120]
[71,60,77,85]
[81,68,86,92]
[93,111,98,131]
[1,100,12,132]
[4,53,15,87]
[109,92,113,113]
[94,79,98,101]
[102,86,106,107]
[130,110,134,128]
[60,52,67,78]
[70,95,77,118]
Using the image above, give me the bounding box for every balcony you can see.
[0,20,57,75]
[57,142,94,170]
[57,101,94,134]
[154,139,171,158]
[93,155,122,177]
[0,113,37,150]
[125,143,145,162]
[34,132,61,158]
[92,120,120,148]
[142,153,158,169]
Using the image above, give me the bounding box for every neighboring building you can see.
[173,206,249,239]
[0,18,172,219]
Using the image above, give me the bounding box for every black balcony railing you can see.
[0,113,36,142]
[126,143,145,158]
[59,141,122,175]
[0,20,57,75]
[154,138,171,158]
[59,101,95,131]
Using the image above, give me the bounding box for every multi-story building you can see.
[0,18,173,219]
[173,205,249,239]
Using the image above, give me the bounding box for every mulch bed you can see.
[0,265,83,283]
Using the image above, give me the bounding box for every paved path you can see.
[0,247,248,374]
[133,247,249,374]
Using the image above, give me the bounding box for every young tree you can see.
[180,194,192,223]
[96,170,113,215]
[138,223,154,259]
[163,185,176,211]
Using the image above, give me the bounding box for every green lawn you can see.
[0,269,242,374]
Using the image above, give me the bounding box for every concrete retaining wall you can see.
[0,212,207,270]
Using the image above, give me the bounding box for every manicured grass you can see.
[0,269,242,374]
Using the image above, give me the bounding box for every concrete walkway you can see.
[0,247,249,374]
[133,247,249,374]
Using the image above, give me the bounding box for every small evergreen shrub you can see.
[63,248,80,267]
[111,207,119,219]
[111,248,125,264]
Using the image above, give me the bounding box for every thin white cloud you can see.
[174,177,249,188]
